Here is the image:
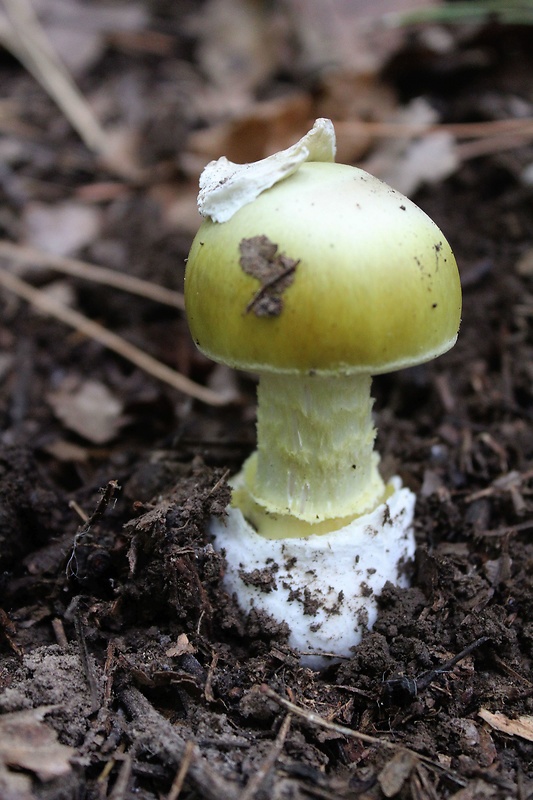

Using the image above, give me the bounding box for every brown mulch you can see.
[1,3,533,799]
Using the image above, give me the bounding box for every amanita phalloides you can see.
[185,119,461,667]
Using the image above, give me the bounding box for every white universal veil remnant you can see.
[185,119,461,667]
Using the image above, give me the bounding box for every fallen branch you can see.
[0,266,226,406]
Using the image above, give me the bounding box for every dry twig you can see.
[0,240,185,309]
[260,684,467,786]
[261,684,394,750]
[108,755,133,800]
[337,116,533,161]
[238,713,292,800]
[0,266,226,406]
[0,0,109,154]
[336,116,533,141]
[51,617,68,650]
[166,740,195,800]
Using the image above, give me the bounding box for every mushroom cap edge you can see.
[185,161,462,375]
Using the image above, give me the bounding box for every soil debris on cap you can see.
[239,235,299,317]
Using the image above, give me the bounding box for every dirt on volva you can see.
[1,4,533,799]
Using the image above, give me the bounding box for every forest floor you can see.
[1,1,533,798]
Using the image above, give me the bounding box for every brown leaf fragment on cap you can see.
[239,235,298,317]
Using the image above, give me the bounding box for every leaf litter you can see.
[239,235,299,317]
[1,1,533,799]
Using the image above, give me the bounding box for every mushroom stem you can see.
[233,372,387,537]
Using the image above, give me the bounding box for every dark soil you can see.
[2,5,533,799]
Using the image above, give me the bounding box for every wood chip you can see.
[479,709,533,742]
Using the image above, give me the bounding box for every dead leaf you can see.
[166,633,197,658]
[23,201,101,257]
[47,377,126,444]
[479,708,533,742]
[451,718,480,747]
[380,131,458,196]
[378,750,417,797]
[42,438,90,463]
[205,363,241,403]
[0,762,34,800]
[318,71,397,163]
[43,24,102,76]
[0,706,75,782]
[363,98,458,195]
[185,94,313,167]
[318,71,396,123]
[32,0,147,75]
[282,0,439,76]
[191,0,279,112]
[515,248,533,276]
[446,778,500,800]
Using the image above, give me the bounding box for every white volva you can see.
[213,477,415,668]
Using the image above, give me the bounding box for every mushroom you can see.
[185,120,461,667]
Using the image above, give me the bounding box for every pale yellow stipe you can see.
[231,372,387,537]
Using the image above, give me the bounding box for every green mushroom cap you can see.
[185,161,461,376]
